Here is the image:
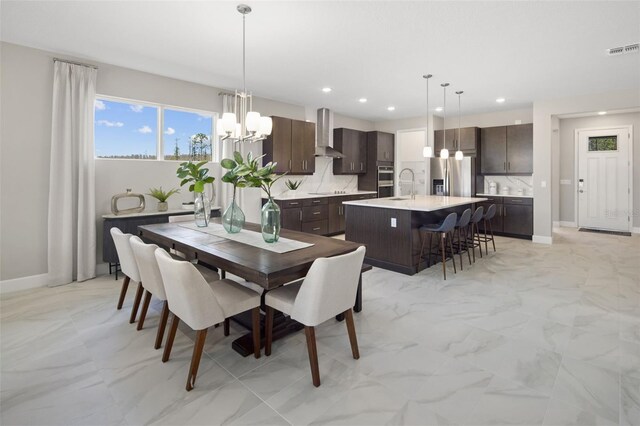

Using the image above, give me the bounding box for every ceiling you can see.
[2,1,639,121]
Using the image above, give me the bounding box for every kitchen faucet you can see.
[399,168,415,200]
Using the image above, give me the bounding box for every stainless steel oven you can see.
[377,166,394,198]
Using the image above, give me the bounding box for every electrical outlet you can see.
[391,218,397,228]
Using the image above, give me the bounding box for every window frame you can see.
[94,94,219,162]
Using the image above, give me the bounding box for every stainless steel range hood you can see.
[315,108,345,158]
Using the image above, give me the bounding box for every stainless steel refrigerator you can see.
[430,156,475,197]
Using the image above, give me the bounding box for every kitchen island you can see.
[344,195,487,275]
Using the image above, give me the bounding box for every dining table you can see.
[137,218,366,356]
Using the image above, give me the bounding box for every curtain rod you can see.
[53,58,98,70]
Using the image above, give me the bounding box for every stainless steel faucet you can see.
[399,168,416,200]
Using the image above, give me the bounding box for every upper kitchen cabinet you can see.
[263,116,315,175]
[368,131,394,162]
[434,127,478,154]
[480,124,532,175]
[333,128,367,174]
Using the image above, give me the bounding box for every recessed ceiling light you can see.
[387,106,395,111]
[359,98,367,103]
[435,107,443,112]
[496,98,506,103]
[598,111,607,115]
[322,87,332,93]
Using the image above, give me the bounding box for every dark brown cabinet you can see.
[477,196,532,238]
[358,131,395,192]
[434,127,478,154]
[480,124,532,175]
[333,128,367,174]
[263,116,315,175]
[372,131,394,162]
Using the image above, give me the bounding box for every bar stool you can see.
[479,204,497,254]
[468,206,484,262]
[418,212,458,280]
[453,208,473,270]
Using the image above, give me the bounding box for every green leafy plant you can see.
[285,179,302,191]
[176,161,215,193]
[221,151,282,199]
[147,187,180,202]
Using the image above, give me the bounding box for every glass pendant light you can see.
[455,90,464,161]
[422,74,433,158]
[440,83,449,159]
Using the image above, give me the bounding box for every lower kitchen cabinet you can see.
[268,193,375,236]
[477,196,532,239]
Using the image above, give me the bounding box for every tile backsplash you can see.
[482,175,533,196]
[269,157,359,196]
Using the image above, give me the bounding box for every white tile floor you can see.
[1,228,639,425]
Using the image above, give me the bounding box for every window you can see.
[94,96,216,161]
[163,108,213,161]
[588,135,617,152]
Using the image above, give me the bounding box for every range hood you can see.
[315,108,345,158]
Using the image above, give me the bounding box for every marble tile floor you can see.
[1,228,639,425]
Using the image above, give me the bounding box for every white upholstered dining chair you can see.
[154,249,261,391]
[264,245,366,387]
[110,227,144,324]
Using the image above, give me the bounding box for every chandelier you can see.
[218,4,272,143]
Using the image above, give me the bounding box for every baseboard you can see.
[633,227,640,234]
[0,273,50,294]
[560,221,577,228]
[553,221,560,228]
[532,235,553,244]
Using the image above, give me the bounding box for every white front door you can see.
[577,127,631,232]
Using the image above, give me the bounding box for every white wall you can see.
[557,112,640,227]
[533,91,640,243]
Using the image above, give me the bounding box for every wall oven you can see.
[377,166,394,198]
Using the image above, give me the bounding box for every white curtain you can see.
[48,61,97,285]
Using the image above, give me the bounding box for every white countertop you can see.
[267,191,377,201]
[343,195,488,212]
[476,193,533,198]
[102,206,221,219]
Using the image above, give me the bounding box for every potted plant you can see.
[245,156,283,243]
[147,187,180,212]
[176,161,215,227]
[285,179,302,194]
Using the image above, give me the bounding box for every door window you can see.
[588,135,617,151]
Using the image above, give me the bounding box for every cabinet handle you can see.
[504,161,506,171]
[289,159,292,170]
[361,162,364,171]
[313,227,321,231]
[509,199,522,203]
[299,211,302,221]
[508,161,510,171]
[503,207,507,217]
[312,200,321,204]
[313,211,321,215]
[289,202,299,206]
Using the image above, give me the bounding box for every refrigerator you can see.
[430,156,475,197]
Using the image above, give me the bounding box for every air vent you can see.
[624,43,639,54]
[607,43,639,56]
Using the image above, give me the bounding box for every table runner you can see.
[178,222,314,253]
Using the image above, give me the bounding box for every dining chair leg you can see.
[304,326,321,387]
[440,232,447,280]
[469,224,476,263]
[137,290,152,331]
[155,300,169,349]
[162,313,180,363]
[252,307,261,359]
[489,220,496,251]
[221,270,226,279]
[186,329,208,391]
[129,282,144,324]
[265,306,274,356]
[223,318,230,336]
[448,232,457,274]
[464,225,472,266]
[344,309,360,360]
[117,276,130,310]
[456,228,463,271]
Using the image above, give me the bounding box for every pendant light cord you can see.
[242,12,246,94]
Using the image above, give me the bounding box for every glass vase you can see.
[222,200,245,233]
[194,192,211,227]
[261,197,281,243]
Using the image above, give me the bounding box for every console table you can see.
[102,207,221,278]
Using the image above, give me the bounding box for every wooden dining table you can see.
[137,219,365,356]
